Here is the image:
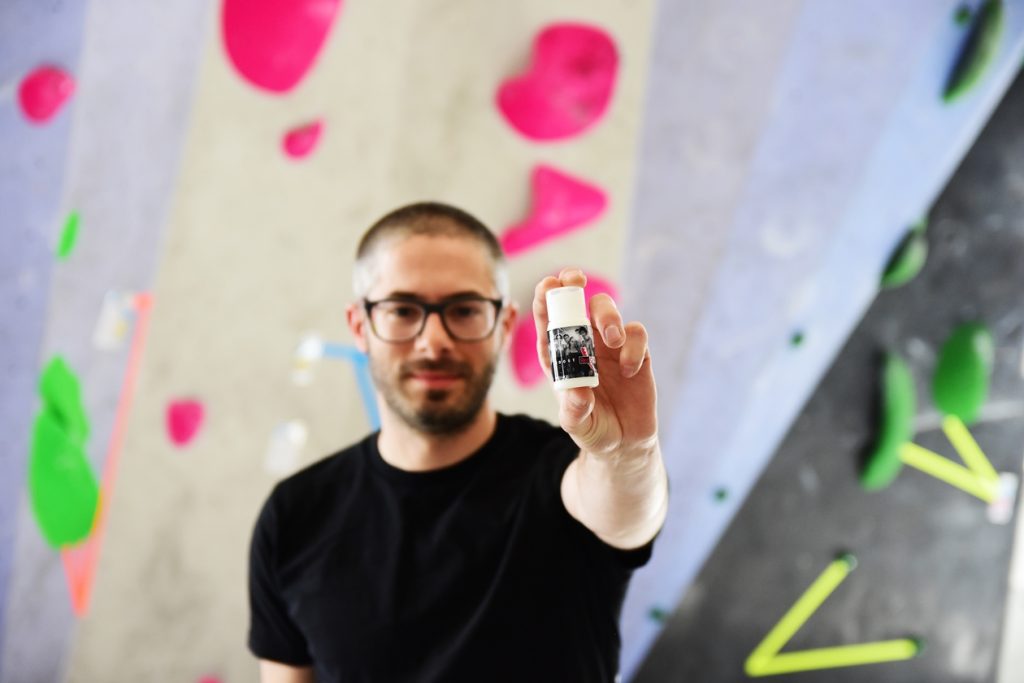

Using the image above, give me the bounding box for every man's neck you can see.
[377,403,498,472]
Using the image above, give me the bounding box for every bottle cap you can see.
[546,286,588,325]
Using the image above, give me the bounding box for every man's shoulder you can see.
[267,434,372,510]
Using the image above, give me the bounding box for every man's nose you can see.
[415,310,454,353]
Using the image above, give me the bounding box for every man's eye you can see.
[450,305,482,319]
[388,305,419,318]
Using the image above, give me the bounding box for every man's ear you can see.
[346,302,370,354]
[498,301,518,351]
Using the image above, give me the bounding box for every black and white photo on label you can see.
[549,325,598,380]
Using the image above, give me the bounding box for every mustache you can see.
[400,359,471,378]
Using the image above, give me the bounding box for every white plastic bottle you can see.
[545,286,599,390]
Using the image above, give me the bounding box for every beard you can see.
[368,351,497,436]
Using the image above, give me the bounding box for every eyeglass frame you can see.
[362,295,506,343]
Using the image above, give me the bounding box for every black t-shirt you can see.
[248,412,654,682]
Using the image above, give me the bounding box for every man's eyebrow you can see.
[383,290,492,301]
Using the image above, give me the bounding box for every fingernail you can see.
[604,325,623,345]
[621,363,637,377]
[569,393,589,409]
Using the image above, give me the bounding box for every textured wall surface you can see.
[0,1,90,674]
[620,1,1024,675]
[57,1,655,681]
[634,66,1024,682]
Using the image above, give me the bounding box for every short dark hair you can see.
[352,202,508,299]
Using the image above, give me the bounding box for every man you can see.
[248,202,668,682]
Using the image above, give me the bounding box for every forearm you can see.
[562,443,669,550]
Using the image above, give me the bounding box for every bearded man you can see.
[248,202,668,683]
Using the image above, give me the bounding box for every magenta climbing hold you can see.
[579,275,619,324]
[222,0,343,93]
[510,273,619,387]
[18,65,75,124]
[283,119,323,158]
[167,399,204,447]
[496,23,618,141]
[500,165,608,257]
[511,317,545,387]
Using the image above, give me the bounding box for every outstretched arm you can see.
[534,269,669,550]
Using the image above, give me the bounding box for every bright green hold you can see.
[954,4,973,26]
[29,356,99,548]
[57,211,80,260]
[648,607,670,624]
[40,356,90,445]
[932,322,994,425]
[29,411,100,547]
[944,0,1006,104]
[861,353,916,491]
[881,220,928,289]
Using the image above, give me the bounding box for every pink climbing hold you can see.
[509,273,620,388]
[497,23,618,141]
[511,317,545,387]
[167,399,204,447]
[222,0,343,93]
[283,119,323,158]
[500,165,608,257]
[18,66,76,124]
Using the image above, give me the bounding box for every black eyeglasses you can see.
[363,296,504,343]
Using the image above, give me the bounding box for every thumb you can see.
[558,387,595,434]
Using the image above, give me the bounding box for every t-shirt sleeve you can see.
[546,438,657,571]
[247,491,313,666]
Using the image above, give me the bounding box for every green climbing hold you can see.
[29,356,99,548]
[39,356,90,445]
[932,322,994,424]
[29,411,100,547]
[57,211,80,260]
[944,0,1005,104]
[836,552,858,571]
[861,353,916,491]
[954,4,973,26]
[648,607,670,624]
[881,222,928,289]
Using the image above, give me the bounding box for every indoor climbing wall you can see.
[619,0,1024,678]
[1,0,211,679]
[2,0,656,681]
[633,68,1024,680]
[2,0,1024,682]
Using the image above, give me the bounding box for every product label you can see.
[548,324,598,381]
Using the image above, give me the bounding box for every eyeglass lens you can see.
[371,300,497,341]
